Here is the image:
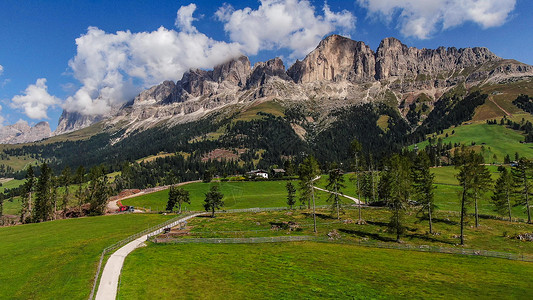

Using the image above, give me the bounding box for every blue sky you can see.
[0,0,531,131]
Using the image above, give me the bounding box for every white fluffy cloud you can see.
[216,0,355,58]
[0,64,4,76]
[62,1,354,116]
[64,25,242,115]
[358,0,516,39]
[11,78,60,119]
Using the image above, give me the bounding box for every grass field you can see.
[174,208,533,253]
[122,181,334,211]
[414,123,533,163]
[119,241,533,299]
[0,213,172,299]
[0,178,24,193]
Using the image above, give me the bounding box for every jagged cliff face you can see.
[55,35,533,136]
[0,121,51,144]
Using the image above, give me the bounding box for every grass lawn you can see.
[170,208,533,254]
[119,241,533,299]
[0,213,172,299]
[122,181,333,211]
[414,123,533,163]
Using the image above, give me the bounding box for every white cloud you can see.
[216,0,355,58]
[357,0,516,39]
[63,1,355,117]
[64,24,242,115]
[10,78,60,119]
[175,3,198,33]
[0,65,3,76]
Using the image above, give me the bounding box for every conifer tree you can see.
[86,166,111,215]
[351,139,364,223]
[326,166,346,219]
[286,181,296,209]
[386,155,412,242]
[33,163,53,222]
[298,155,320,232]
[203,185,224,217]
[412,152,436,234]
[491,167,514,221]
[20,165,36,223]
[512,158,532,223]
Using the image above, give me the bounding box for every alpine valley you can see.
[1,35,532,179]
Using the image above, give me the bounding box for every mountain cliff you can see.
[55,35,533,136]
[0,121,52,144]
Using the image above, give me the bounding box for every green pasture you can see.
[0,213,172,299]
[119,241,533,299]
[414,123,533,163]
[122,180,334,211]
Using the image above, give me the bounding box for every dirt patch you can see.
[202,148,244,162]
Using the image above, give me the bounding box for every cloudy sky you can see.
[0,0,531,130]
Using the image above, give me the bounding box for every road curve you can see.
[313,186,361,204]
[95,213,204,300]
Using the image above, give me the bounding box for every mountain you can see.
[0,121,52,144]
[1,35,530,176]
[55,35,532,137]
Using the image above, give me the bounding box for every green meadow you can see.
[0,213,172,299]
[119,241,533,299]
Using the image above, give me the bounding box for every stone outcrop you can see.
[0,121,51,144]
[288,35,376,83]
[56,111,102,134]
[374,37,500,80]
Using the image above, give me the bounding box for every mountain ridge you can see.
[4,35,532,142]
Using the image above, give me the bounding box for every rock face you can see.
[374,37,500,80]
[288,35,376,83]
[56,111,102,134]
[55,35,533,136]
[0,121,52,144]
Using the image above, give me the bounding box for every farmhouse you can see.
[246,169,269,179]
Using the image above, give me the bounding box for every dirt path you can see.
[490,97,512,117]
[106,180,202,213]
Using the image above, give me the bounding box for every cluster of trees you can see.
[18,164,110,223]
[486,117,533,143]
[512,94,533,115]
[166,185,224,218]
[287,139,533,244]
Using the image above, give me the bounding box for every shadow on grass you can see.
[366,220,388,227]
[302,212,336,220]
[407,233,455,245]
[338,228,396,242]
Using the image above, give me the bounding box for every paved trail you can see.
[313,186,361,204]
[95,213,204,300]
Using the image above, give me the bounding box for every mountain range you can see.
[2,35,532,146]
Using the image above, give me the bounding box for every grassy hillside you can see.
[415,122,533,163]
[122,181,334,211]
[119,241,533,299]
[0,213,172,299]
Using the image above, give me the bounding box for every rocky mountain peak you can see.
[288,34,376,83]
[247,57,291,88]
[0,121,52,144]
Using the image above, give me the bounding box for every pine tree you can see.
[471,155,492,228]
[411,152,436,234]
[59,167,72,218]
[351,139,364,223]
[86,166,111,215]
[166,186,178,212]
[33,163,53,223]
[386,154,412,242]
[298,155,320,232]
[20,166,36,223]
[512,158,532,223]
[203,185,224,217]
[491,167,514,221]
[75,166,86,215]
[326,166,346,219]
[286,181,296,209]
